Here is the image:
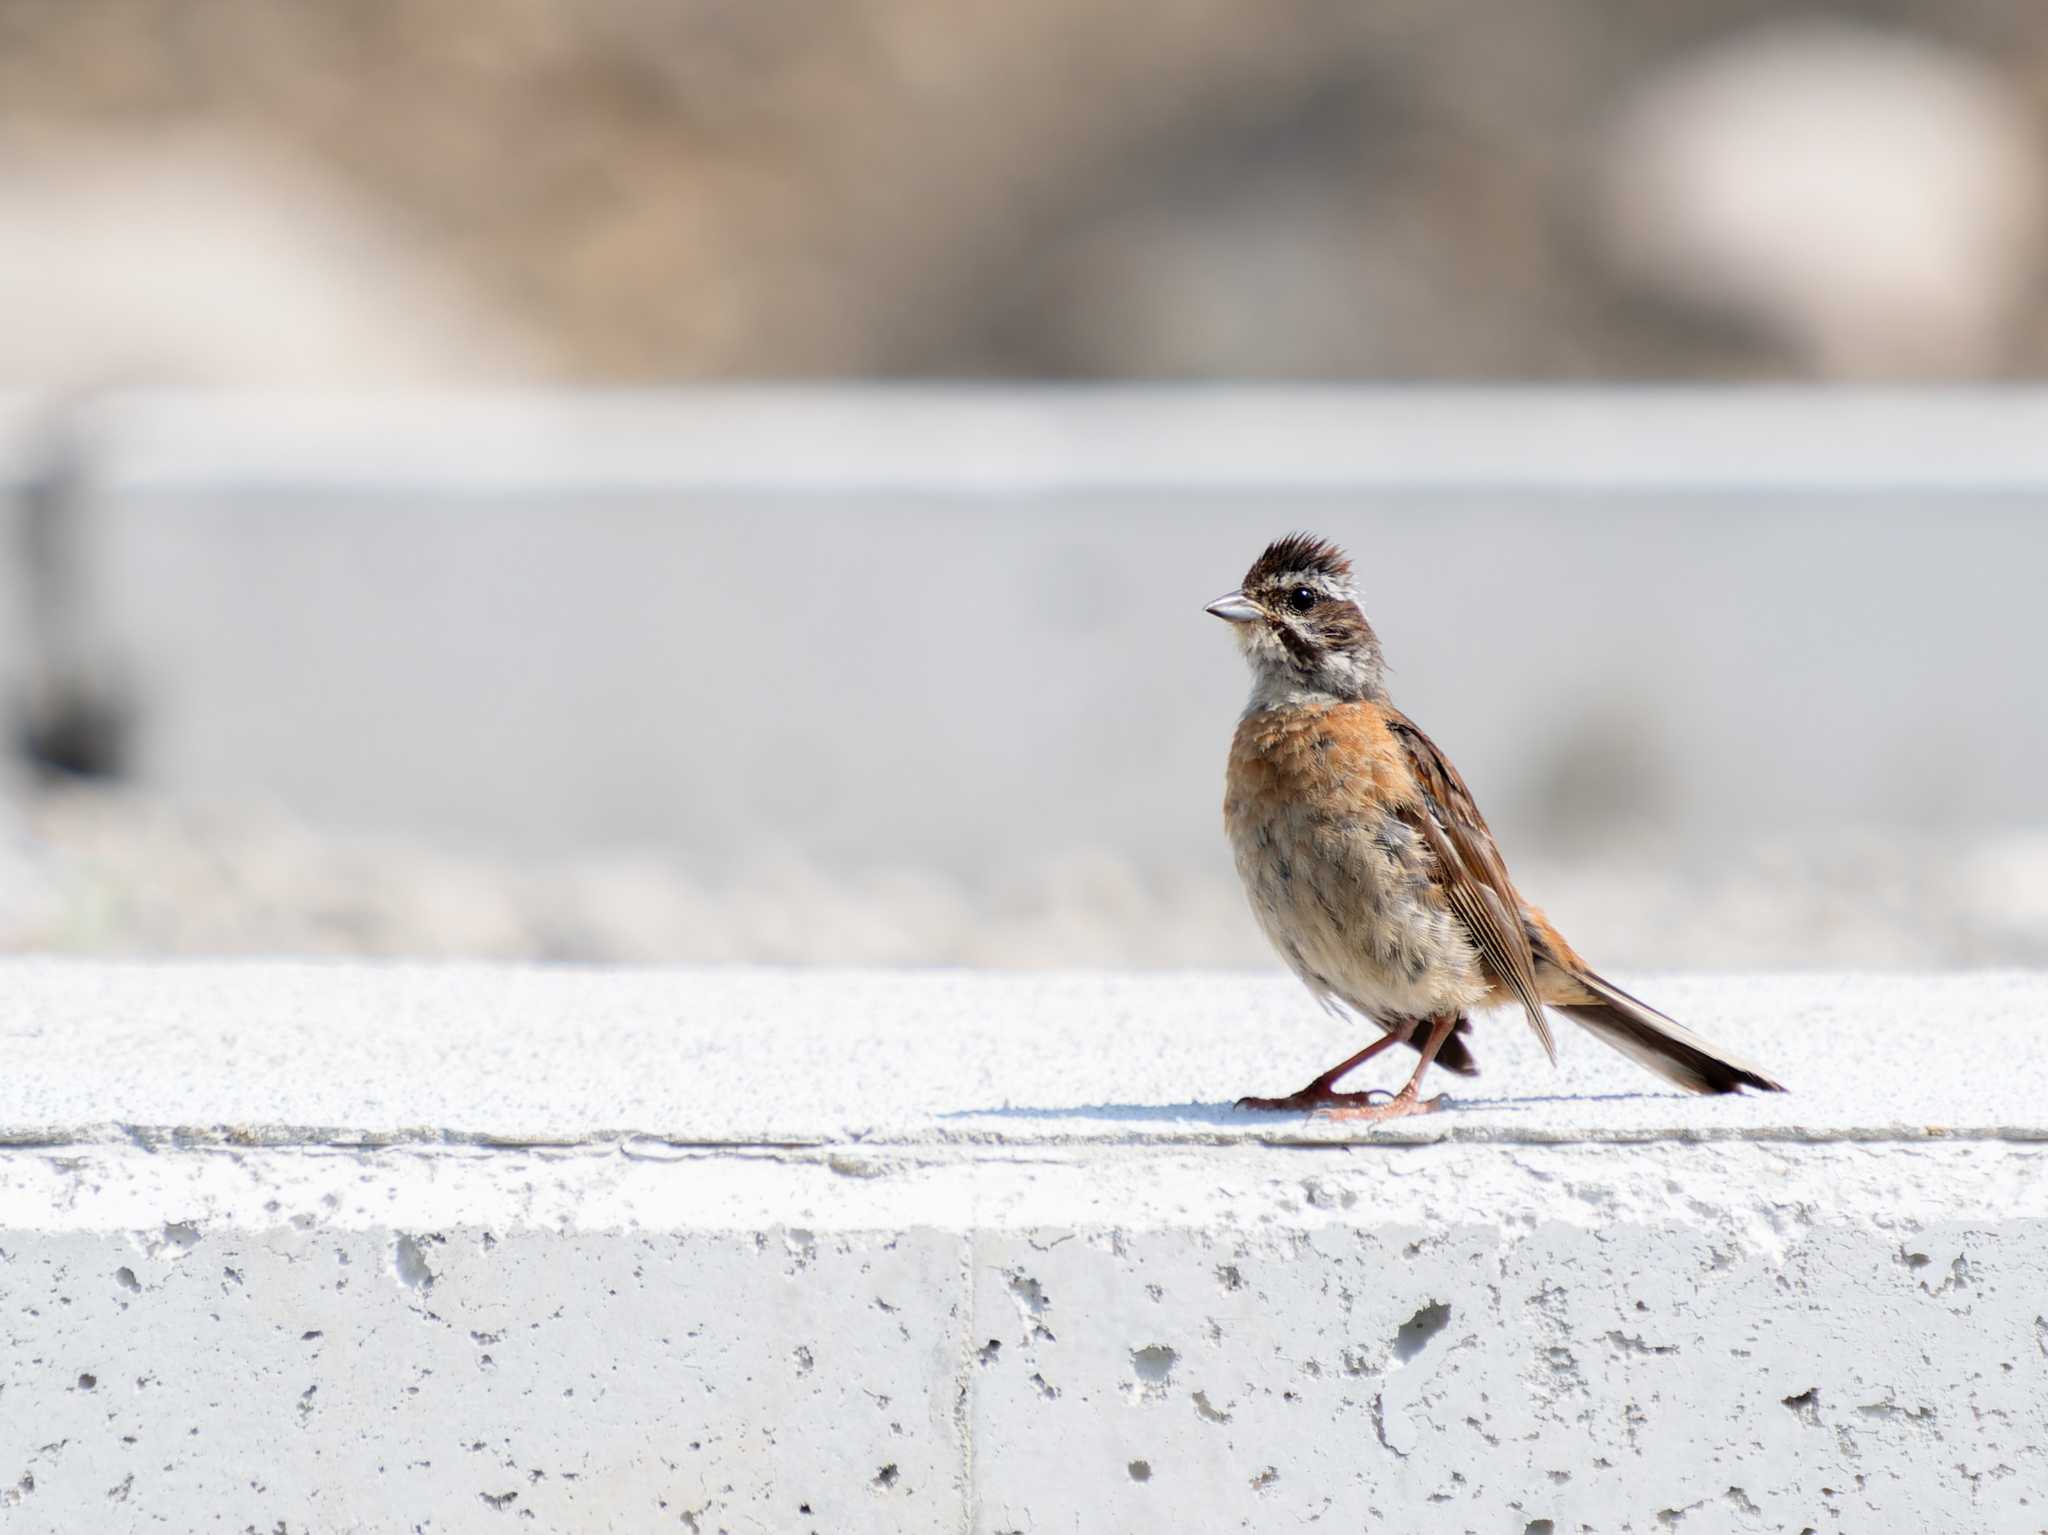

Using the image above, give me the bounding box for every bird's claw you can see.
[1311,1091,1447,1123]
[1235,1086,1394,1114]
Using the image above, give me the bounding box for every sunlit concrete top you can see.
[0,962,2034,1151]
[5,962,2040,1535]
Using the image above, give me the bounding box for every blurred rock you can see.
[3,3,2047,379]
[1598,20,2044,377]
[0,133,543,389]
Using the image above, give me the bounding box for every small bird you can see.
[1209,533,1782,1120]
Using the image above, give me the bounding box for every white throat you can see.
[1238,639,1381,716]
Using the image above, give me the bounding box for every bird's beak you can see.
[1205,591,1262,624]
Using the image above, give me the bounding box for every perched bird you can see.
[1209,533,1782,1120]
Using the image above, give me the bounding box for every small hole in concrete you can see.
[1393,1301,1451,1362]
[873,1464,898,1490]
[977,1339,1001,1366]
[1525,1522,1555,1534]
[798,1504,811,1515]
[1131,1345,1178,1384]
[1127,1460,1151,1482]
[393,1234,435,1291]
[113,1268,139,1293]
[77,1373,96,1390]
[1008,1274,1048,1315]
[1782,1387,1822,1426]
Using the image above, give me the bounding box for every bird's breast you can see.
[1225,704,1484,1017]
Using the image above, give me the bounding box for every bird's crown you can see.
[1243,533,1354,598]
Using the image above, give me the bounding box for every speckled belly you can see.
[1229,805,1486,1023]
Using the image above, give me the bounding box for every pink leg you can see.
[1313,1013,1458,1122]
[1235,1030,1405,1113]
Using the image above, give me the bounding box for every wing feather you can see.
[1386,710,1555,1062]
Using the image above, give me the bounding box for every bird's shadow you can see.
[938,1091,1672,1127]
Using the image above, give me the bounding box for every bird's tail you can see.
[1426,1016,1480,1077]
[1553,970,1783,1095]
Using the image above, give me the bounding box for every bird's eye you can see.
[1288,587,1318,612]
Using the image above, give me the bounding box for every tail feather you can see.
[1429,1018,1480,1077]
[1555,971,1783,1095]
[1374,1013,1480,1076]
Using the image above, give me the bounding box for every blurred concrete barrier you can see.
[0,963,2039,1529]
[0,387,2045,973]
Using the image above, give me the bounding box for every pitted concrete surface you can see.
[1,964,2044,1532]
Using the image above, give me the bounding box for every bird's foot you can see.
[1311,1088,1445,1123]
[1235,1086,1394,1114]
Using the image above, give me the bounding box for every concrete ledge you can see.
[2,964,2044,1531]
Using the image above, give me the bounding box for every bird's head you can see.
[1206,533,1385,703]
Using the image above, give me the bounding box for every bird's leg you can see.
[1235,1031,1404,1113]
[1313,1013,1459,1122]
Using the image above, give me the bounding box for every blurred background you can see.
[0,1,2043,969]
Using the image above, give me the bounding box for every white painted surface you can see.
[0,964,2044,1530]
